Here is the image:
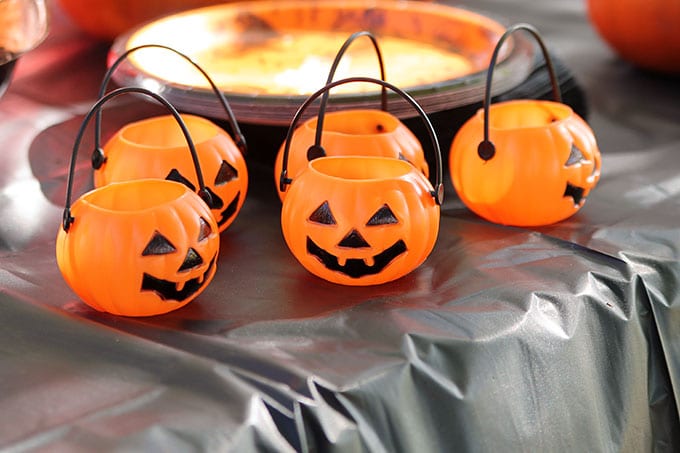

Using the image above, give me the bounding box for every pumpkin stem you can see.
[480,23,562,160]
[314,31,388,151]
[94,43,247,162]
[280,76,444,206]
[62,87,213,232]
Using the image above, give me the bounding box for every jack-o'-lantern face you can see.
[140,216,217,302]
[56,179,220,316]
[305,200,407,278]
[449,100,601,226]
[281,156,440,286]
[94,114,248,232]
[274,109,428,201]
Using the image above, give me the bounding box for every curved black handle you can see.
[478,23,562,161]
[279,76,444,206]
[311,31,388,160]
[92,44,247,169]
[62,87,213,232]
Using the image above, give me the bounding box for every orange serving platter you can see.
[109,0,535,124]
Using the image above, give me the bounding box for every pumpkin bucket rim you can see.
[306,155,417,182]
[116,113,221,150]
[303,109,400,137]
[76,179,197,214]
[475,99,575,131]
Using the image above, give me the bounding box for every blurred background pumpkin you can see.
[57,0,435,42]
[57,0,234,41]
[587,0,680,74]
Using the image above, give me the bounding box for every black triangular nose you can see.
[178,248,204,272]
[338,229,370,248]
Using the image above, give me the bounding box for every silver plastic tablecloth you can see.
[1,1,679,451]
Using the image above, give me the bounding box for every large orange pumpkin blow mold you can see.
[279,77,443,286]
[92,44,248,232]
[56,87,220,317]
[449,23,601,227]
[273,31,428,202]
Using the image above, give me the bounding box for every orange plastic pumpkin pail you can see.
[449,23,601,226]
[279,77,444,286]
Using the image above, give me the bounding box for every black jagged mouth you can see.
[141,255,216,302]
[564,183,585,205]
[217,192,240,227]
[306,237,407,279]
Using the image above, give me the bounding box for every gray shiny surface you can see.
[1,1,679,451]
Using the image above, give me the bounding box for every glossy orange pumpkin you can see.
[273,31,428,202]
[93,44,248,232]
[57,87,219,317]
[587,0,680,74]
[449,23,601,226]
[280,77,443,286]
[57,180,219,316]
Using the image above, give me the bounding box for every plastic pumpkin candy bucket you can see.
[56,87,220,317]
[449,23,602,226]
[273,30,429,202]
[279,76,444,286]
[92,44,248,232]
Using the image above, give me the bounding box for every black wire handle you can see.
[478,23,562,161]
[92,43,247,169]
[62,87,214,232]
[311,31,388,159]
[279,76,444,206]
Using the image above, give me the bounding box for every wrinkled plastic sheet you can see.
[1,1,679,451]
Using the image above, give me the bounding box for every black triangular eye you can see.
[142,231,177,256]
[308,201,336,225]
[565,144,585,166]
[215,160,238,185]
[198,217,212,241]
[166,169,196,191]
[366,204,398,226]
[178,248,204,272]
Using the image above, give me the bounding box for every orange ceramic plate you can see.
[109,0,534,124]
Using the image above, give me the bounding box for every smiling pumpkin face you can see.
[281,156,440,286]
[139,215,218,303]
[450,100,601,226]
[94,114,248,232]
[56,179,220,316]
